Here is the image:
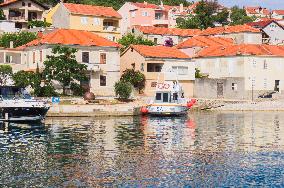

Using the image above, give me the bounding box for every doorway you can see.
[274,80,280,92]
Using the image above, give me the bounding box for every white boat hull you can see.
[146,104,189,116]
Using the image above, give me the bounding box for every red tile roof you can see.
[16,29,120,50]
[131,2,159,9]
[176,36,234,49]
[199,25,261,36]
[0,0,48,9]
[196,44,284,58]
[273,10,284,15]
[131,45,190,59]
[135,26,201,37]
[245,7,270,15]
[246,20,274,28]
[63,3,121,19]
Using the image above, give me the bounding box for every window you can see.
[172,66,188,75]
[147,63,163,72]
[22,2,25,6]
[252,59,257,68]
[163,93,169,102]
[154,38,158,44]
[82,52,89,63]
[93,18,100,26]
[263,60,267,69]
[40,50,43,62]
[100,75,106,86]
[151,82,157,87]
[155,12,163,20]
[28,3,31,7]
[156,93,162,100]
[81,17,88,25]
[130,11,136,18]
[5,55,12,63]
[232,83,237,91]
[142,11,149,16]
[141,63,144,71]
[33,51,36,63]
[100,53,106,64]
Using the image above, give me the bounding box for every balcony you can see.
[8,15,26,21]
[81,63,100,72]
[103,26,120,32]
[152,19,169,26]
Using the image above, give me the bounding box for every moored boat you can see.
[141,80,196,116]
[0,86,50,122]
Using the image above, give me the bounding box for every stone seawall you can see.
[47,104,142,117]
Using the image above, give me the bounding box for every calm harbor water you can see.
[0,112,284,187]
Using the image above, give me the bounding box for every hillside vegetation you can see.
[38,0,190,10]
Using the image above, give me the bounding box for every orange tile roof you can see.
[273,10,284,15]
[63,3,121,18]
[199,25,261,36]
[131,45,190,59]
[135,26,201,37]
[196,44,284,58]
[176,36,234,49]
[0,0,48,9]
[16,29,120,50]
[131,2,160,9]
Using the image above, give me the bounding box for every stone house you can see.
[120,45,195,97]
[51,3,122,41]
[199,25,263,44]
[0,29,121,96]
[271,10,284,20]
[131,25,200,45]
[194,44,284,99]
[245,6,270,18]
[0,0,48,29]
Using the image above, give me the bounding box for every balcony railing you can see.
[81,62,100,71]
[8,16,26,20]
[103,26,120,32]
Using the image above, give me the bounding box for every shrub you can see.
[114,81,132,99]
[120,69,145,93]
[38,84,57,97]
[70,82,86,96]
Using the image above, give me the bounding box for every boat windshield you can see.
[0,87,32,100]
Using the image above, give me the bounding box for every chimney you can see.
[180,3,184,12]
[9,41,13,49]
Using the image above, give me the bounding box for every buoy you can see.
[187,102,194,108]
[191,99,197,104]
[140,106,148,114]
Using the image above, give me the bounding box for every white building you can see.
[0,29,121,96]
[194,44,284,99]
[271,10,284,20]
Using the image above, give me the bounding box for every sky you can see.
[194,0,284,10]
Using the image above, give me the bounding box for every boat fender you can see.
[140,106,148,114]
[191,99,197,104]
[187,102,194,108]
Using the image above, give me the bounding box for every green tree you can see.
[118,34,155,52]
[120,69,145,93]
[230,6,256,25]
[0,65,12,86]
[28,20,52,28]
[0,9,6,20]
[0,32,37,48]
[43,46,87,95]
[114,81,132,99]
[177,0,225,29]
[12,70,33,88]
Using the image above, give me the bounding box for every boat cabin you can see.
[0,86,31,100]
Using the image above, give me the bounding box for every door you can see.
[275,80,280,92]
[217,82,224,98]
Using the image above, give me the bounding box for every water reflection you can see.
[0,112,284,187]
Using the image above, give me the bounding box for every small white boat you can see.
[141,76,196,116]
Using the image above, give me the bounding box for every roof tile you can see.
[63,3,121,18]
[176,36,234,49]
[135,26,201,37]
[131,45,190,59]
[196,44,284,58]
[199,25,261,36]
[16,29,120,49]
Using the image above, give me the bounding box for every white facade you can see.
[262,22,284,45]
[213,32,262,44]
[195,56,284,93]
[0,21,17,33]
